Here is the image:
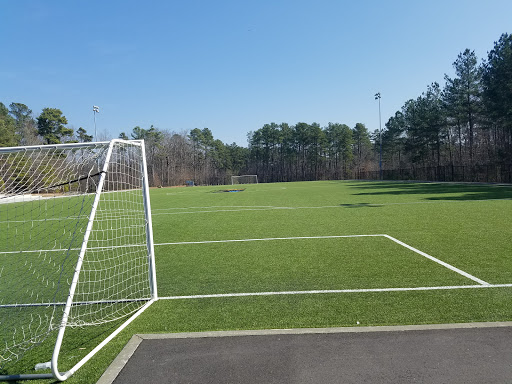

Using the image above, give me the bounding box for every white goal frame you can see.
[0,139,157,381]
[231,174,258,185]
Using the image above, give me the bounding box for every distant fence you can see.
[354,165,512,184]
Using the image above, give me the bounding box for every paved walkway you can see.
[98,322,512,384]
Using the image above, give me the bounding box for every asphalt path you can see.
[99,323,512,384]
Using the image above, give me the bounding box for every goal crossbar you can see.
[0,140,138,154]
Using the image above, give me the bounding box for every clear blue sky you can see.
[1,0,511,146]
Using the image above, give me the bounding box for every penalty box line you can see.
[0,234,490,287]
[382,235,489,286]
[0,235,384,255]
[155,233,490,286]
[159,284,512,300]
[156,234,385,245]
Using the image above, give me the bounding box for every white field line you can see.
[153,234,491,287]
[152,207,299,215]
[0,235,375,255]
[2,198,507,222]
[0,217,82,224]
[0,243,146,255]
[152,205,276,211]
[0,234,493,289]
[151,198,512,216]
[155,234,385,246]
[0,234,385,255]
[0,234,492,287]
[382,235,490,286]
[159,283,512,300]
[3,199,507,223]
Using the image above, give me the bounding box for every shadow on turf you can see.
[339,203,382,208]
[341,181,512,201]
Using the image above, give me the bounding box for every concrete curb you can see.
[96,321,512,383]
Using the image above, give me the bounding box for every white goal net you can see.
[231,175,258,185]
[0,139,157,381]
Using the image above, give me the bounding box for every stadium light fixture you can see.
[374,93,382,180]
[93,106,100,140]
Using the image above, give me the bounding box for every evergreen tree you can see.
[37,108,72,144]
[9,103,39,145]
[77,127,93,142]
[0,103,18,147]
[352,123,372,171]
[482,33,512,161]
[444,49,482,165]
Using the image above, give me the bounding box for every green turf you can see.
[2,180,512,383]
[156,236,473,296]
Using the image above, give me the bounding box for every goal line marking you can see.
[159,283,512,300]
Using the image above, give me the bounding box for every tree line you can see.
[118,126,250,186]
[245,122,373,183]
[0,103,93,147]
[379,33,512,182]
[0,103,375,186]
[244,32,512,183]
[2,32,511,185]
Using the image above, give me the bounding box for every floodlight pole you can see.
[374,93,382,180]
[93,106,100,140]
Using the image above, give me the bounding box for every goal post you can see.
[231,174,258,185]
[0,139,157,381]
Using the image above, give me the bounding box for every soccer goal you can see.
[0,139,157,381]
[231,174,258,185]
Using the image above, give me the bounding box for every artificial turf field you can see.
[3,180,512,383]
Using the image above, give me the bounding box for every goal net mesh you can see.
[231,175,258,185]
[0,141,152,368]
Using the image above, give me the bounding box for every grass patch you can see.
[157,236,473,296]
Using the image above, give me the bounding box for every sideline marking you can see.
[159,284,512,300]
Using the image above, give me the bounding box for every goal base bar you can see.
[0,299,156,381]
[0,373,56,381]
